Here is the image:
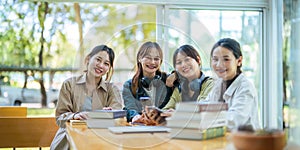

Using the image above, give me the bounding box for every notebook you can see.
[108,126,171,134]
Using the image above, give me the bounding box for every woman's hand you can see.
[103,107,112,110]
[133,106,166,125]
[132,114,142,123]
[166,72,177,87]
[132,113,158,126]
[161,109,174,117]
[132,114,153,125]
[73,112,89,120]
[145,106,166,125]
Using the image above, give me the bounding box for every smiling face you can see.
[175,52,201,81]
[139,48,161,78]
[87,51,111,79]
[211,46,242,81]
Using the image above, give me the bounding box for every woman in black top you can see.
[122,41,173,122]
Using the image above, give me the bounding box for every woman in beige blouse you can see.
[50,45,122,150]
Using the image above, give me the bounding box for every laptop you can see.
[108,126,171,134]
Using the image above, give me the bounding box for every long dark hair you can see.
[84,45,115,81]
[210,38,243,74]
[131,41,163,96]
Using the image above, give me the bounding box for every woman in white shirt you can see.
[207,38,261,130]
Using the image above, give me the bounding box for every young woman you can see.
[207,38,260,130]
[50,45,122,150]
[122,41,173,123]
[162,44,214,110]
[139,44,214,125]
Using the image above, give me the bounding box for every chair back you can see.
[0,106,27,117]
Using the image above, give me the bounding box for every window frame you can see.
[46,0,283,129]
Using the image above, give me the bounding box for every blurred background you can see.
[0,0,299,144]
[0,1,263,108]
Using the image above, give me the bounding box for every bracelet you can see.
[72,112,80,120]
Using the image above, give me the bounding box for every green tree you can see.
[1,2,158,107]
[37,1,49,107]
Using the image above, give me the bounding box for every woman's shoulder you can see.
[63,74,84,84]
[122,79,133,86]
[101,81,121,93]
[202,76,215,86]
[237,74,254,85]
[102,80,115,87]
[204,76,214,82]
[232,73,256,91]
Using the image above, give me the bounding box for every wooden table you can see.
[66,123,230,150]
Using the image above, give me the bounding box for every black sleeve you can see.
[157,72,178,109]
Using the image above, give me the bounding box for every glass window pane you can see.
[165,8,262,121]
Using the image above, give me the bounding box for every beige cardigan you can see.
[50,73,122,150]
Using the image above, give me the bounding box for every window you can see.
[1,0,283,130]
